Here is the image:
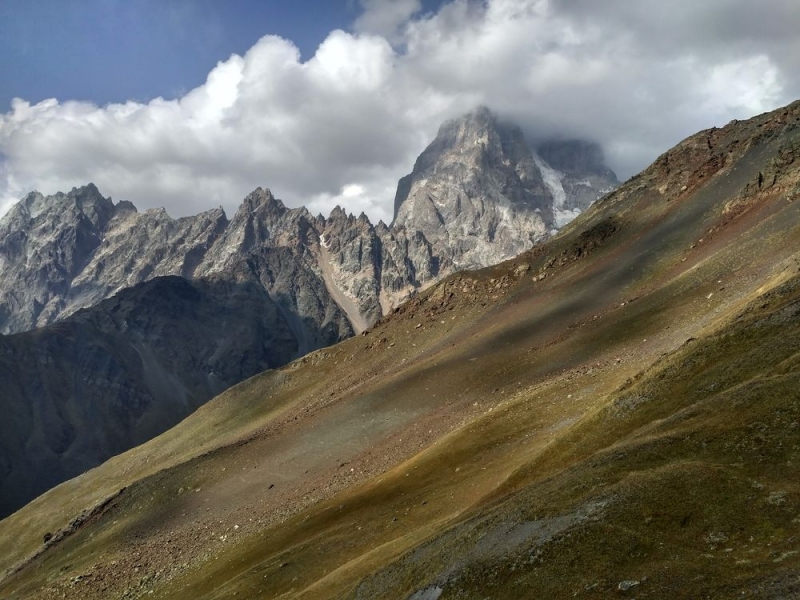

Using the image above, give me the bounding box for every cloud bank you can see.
[1,0,797,222]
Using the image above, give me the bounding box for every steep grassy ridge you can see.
[1,101,799,599]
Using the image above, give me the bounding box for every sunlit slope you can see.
[1,101,799,599]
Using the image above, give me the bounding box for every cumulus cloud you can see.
[354,0,422,41]
[1,0,797,223]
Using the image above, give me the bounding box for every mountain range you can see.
[0,107,617,517]
[1,99,799,598]
[0,107,616,337]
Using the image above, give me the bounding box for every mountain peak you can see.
[19,190,44,216]
[390,106,552,268]
[237,187,286,216]
[328,205,350,221]
[66,183,115,213]
[390,106,619,267]
[454,104,495,128]
[68,182,101,197]
[470,104,493,118]
[432,105,503,154]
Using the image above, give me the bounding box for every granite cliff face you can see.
[392,107,554,271]
[0,186,353,346]
[0,184,230,333]
[193,188,353,351]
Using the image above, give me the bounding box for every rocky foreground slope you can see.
[1,101,798,598]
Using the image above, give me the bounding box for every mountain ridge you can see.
[0,107,617,337]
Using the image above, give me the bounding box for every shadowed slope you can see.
[0,275,297,518]
[1,101,799,599]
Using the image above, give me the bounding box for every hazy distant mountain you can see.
[535,138,619,226]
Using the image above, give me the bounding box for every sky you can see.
[1,0,799,224]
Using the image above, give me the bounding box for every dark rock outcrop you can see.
[536,139,619,220]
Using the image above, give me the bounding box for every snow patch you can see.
[554,208,583,228]
[534,155,585,228]
[533,155,566,211]
[27,203,45,220]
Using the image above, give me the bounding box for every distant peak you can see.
[536,139,617,180]
[330,205,347,218]
[22,190,43,209]
[196,205,227,219]
[466,105,494,121]
[0,191,44,226]
[114,200,138,214]
[252,187,274,200]
[68,183,106,201]
[63,184,116,216]
[239,187,285,214]
[438,105,498,137]
[328,205,355,222]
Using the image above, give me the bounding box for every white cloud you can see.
[700,56,783,115]
[308,181,397,223]
[0,0,796,222]
[354,0,422,41]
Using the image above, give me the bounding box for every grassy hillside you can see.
[1,101,799,599]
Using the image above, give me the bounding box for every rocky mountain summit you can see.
[0,108,617,339]
[392,107,553,270]
[392,108,618,268]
